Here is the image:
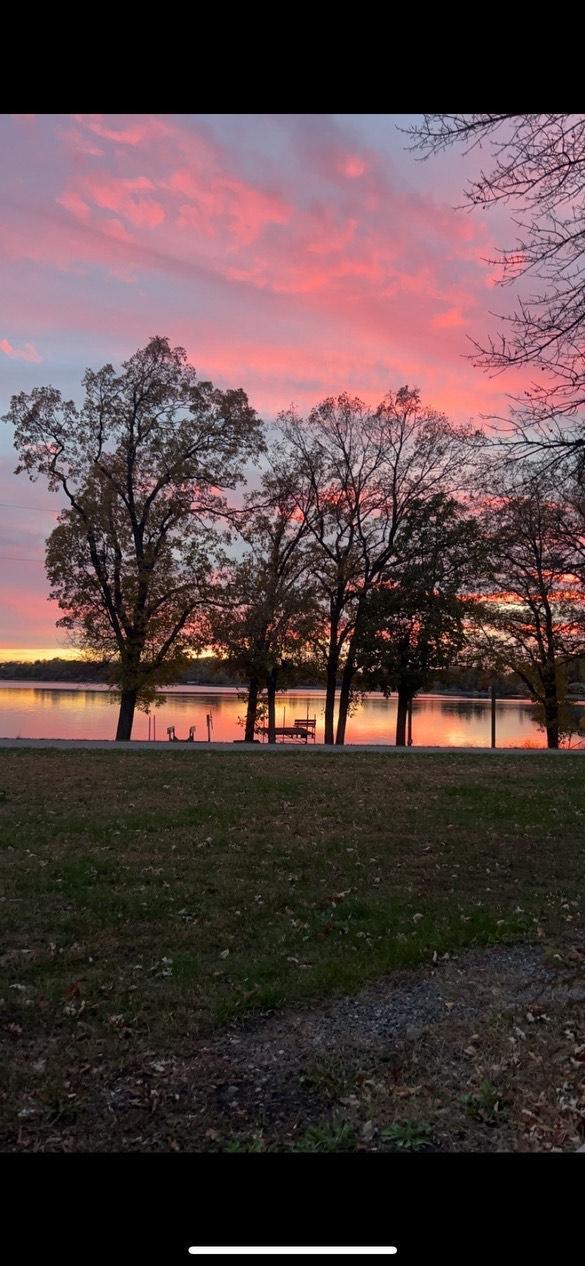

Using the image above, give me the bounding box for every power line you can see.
[0,555,44,563]
[0,497,58,563]
[0,502,60,513]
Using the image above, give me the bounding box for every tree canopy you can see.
[406,114,585,443]
[279,387,473,743]
[3,336,263,739]
[204,470,319,742]
[355,495,485,745]
[474,465,585,747]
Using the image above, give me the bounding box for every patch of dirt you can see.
[181,943,585,1150]
[217,944,557,1057]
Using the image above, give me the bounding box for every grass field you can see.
[1,749,585,1151]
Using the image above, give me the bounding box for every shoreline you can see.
[1,737,583,754]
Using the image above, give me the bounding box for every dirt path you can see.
[92,944,585,1153]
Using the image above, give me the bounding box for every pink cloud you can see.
[287,121,379,193]
[0,337,41,363]
[58,128,104,157]
[100,217,135,243]
[83,175,165,229]
[169,166,290,245]
[175,202,217,237]
[72,114,173,147]
[305,215,358,256]
[221,178,290,245]
[57,191,92,221]
[432,307,466,329]
[338,154,367,178]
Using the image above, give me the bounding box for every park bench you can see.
[294,717,316,741]
[257,717,317,743]
[167,725,196,742]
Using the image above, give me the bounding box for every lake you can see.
[0,682,576,747]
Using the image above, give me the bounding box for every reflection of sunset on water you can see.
[2,684,582,747]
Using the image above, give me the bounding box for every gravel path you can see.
[180,944,585,1146]
[215,945,573,1069]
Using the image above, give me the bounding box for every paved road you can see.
[0,738,583,754]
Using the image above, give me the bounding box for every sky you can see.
[0,113,529,656]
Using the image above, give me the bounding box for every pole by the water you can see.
[491,683,497,748]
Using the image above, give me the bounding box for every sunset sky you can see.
[0,113,529,656]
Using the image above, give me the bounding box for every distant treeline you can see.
[0,656,239,686]
[0,656,322,689]
[0,655,566,697]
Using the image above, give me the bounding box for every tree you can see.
[355,495,485,745]
[406,114,585,438]
[532,690,585,748]
[280,388,471,744]
[475,467,585,748]
[3,337,263,740]
[205,470,319,742]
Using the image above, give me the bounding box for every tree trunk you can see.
[543,669,559,750]
[245,677,260,742]
[544,698,559,749]
[267,669,278,744]
[324,657,338,745]
[116,688,137,742]
[395,686,410,747]
[324,604,344,745]
[335,650,355,745]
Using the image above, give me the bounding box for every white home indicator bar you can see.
[188,1251,398,1257]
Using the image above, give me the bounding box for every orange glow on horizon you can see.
[0,647,216,663]
[0,647,81,662]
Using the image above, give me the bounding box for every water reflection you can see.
[440,701,490,719]
[1,682,581,747]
